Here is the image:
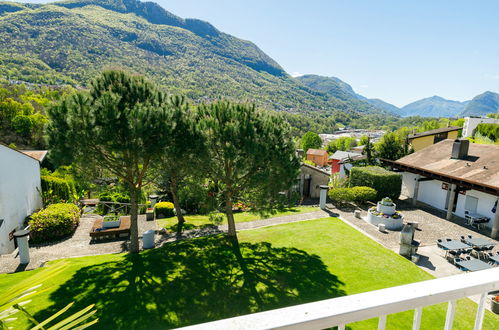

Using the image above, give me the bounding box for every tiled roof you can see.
[306,148,327,156]
[394,139,499,190]
[329,151,359,160]
[407,126,462,140]
[20,150,48,162]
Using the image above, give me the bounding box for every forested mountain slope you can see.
[0,0,387,116]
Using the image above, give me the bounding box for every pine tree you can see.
[47,70,174,253]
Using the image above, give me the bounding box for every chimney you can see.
[451,139,469,160]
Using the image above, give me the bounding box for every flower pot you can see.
[102,216,121,228]
[492,299,499,315]
[377,202,396,215]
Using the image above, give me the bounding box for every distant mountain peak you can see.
[296,74,400,115]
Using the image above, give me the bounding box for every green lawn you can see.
[0,218,497,329]
[156,206,319,231]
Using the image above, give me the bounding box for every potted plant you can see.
[102,215,121,228]
[377,197,396,215]
[492,295,499,315]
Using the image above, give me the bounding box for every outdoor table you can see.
[437,240,469,251]
[437,240,470,258]
[464,237,496,248]
[455,258,494,272]
[489,254,499,265]
[465,212,490,229]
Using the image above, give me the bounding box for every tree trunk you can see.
[129,186,140,253]
[225,192,237,237]
[170,179,185,234]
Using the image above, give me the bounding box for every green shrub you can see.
[29,203,80,243]
[349,166,402,201]
[96,191,131,214]
[475,123,499,141]
[178,181,214,214]
[350,186,377,202]
[328,188,354,204]
[154,201,174,218]
[41,175,77,205]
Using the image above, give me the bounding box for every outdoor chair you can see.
[467,235,473,239]
[453,257,462,266]
[445,238,452,242]
[460,236,466,242]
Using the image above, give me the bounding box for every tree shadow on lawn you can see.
[39,235,345,329]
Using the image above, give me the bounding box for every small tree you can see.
[301,131,322,153]
[48,70,174,253]
[197,101,299,241]
[375,132,405,160]
[153,96,206,233]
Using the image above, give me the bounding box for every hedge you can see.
[349,166,402,201]
[29,203,80,243]
[154,201,175,218]
[475,123,499,141]
[328,186,377,205]
[328,188,354,204]
[350,186,377,202]
[41,175,77,205]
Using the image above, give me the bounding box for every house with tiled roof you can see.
[0,144,45,254]
[384,139,499,238]
[306,148,328,166]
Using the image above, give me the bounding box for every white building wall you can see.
[462,117,499,138]
[402,172,497,229]
[0,145,42,255]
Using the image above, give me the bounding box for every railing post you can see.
[444,300,456,330]
[378,315,387,330]
[473,293,487,330]
[412,307,422,330]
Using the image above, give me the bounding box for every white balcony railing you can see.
[178,267,499,330]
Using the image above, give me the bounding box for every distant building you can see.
[384,139,499,238]
[329,151,362,174]
[0,144,45,255]
[462,116,499,138]
[407,126,461,152]
[306,148,328,167]
[296,163,330,198]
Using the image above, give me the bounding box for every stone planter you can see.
[367,210,404,230]
[377,202,396,215]
[492,298,499,315]
[102,216,121,228]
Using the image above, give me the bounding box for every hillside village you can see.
[0,1,499,330]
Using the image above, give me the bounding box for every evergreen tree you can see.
[153,96,206,233]
[47,70,174,253]
[197,101,299,241]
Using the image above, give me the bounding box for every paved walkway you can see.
[0,214,156,274]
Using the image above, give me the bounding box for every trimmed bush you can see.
[349,166,402,201]
[350,186,377,202]
[41,175,77,205]
[328,188,354,204]
[328,186,377,205]
[475,123,499,141]
[154,201,174,218]
[29,203,80,243]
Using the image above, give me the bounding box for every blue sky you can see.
[19,0,499,107]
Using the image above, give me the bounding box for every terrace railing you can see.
[178,267,499,330]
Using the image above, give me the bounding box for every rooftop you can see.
[329,150,360,160]
[407,126,462,140]
[20,150,48,162]
[393,139,499,191]
[306,148,328,156]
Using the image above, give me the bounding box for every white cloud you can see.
[359,84,369,88]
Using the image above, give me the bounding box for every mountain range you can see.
[0,0,386,119]
[297,75,499,118]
